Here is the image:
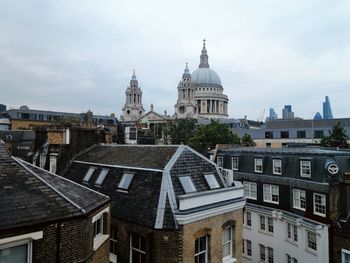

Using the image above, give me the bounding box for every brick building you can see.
[215,146,350,263]
[0,141,110,263]
[63,144,245,263]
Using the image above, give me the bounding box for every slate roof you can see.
[0,142,108,231]
[217,146,350,183]
[65,162,163,228]
[63,144,240,230]
[75,144,179,170]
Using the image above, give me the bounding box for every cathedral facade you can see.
[174,40,229,119]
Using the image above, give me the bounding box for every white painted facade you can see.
[243,204,329,263]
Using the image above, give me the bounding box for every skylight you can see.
[204,174,220,189]
[95,168,109,186]
[179,176,196,193]
[83,167,96,182]
[118,173,134,190]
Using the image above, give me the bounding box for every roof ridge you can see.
[19,159,110,200]
[12,157,87,215]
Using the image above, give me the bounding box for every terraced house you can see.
[215,146,350,263]
[63,144,246,263]
[0,141,111,263]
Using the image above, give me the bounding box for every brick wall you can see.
[111,218,179,263]
[180,210,243,263]
[48,130,65,144]
[0,204,110,263]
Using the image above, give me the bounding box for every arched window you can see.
[195,235,208,263]
[222,221,236,261]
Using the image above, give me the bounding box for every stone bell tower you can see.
[121,70,145,122]
[174,63,197,118]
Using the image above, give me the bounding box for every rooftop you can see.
[0,141,109,231]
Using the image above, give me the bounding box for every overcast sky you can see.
[1,0,349,120]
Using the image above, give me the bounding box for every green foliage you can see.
[320,122,349,148]
[164,118,197,145]
[188,120,241,155]
[241,133,256,147]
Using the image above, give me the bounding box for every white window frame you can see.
[287,222,298,243]
[0,239,32,263]
[306,230,317,252]
[272,159,282,175]
[263,184,279,204]
[195,235,208,263]
[259,244,266,261]
[259,215,274,234]
[231,157,239,171]
[342,248,350,263]
[204,174,220,189]
[313,193,326,217]
[130,233,146,263]
[300,160,311,177]
[246,239,252,257]
[293,189,306,211]
[243,182,257,200]
[222,226,233,260]
[92,207,109,251]
[246,211,252,227]
[217,156,224,168]
[254,158,263,173]
[83,167,96,183]
[267,247,274,263]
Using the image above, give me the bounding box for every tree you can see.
[241,133,256,147]
[164,118,196,145]
[188,120,240,155]
[320,122,349,148]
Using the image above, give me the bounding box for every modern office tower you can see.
[323,96,333,119]
[282,105,294,119]
[269,108,278,120]
[313,112,323,120]
[0,104,6,113]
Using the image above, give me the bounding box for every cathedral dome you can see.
[191,68,222,86]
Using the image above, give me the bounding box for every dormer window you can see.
[272,159,282,175]
[232,157,239,171]
[95,168,109,186]
[300,161,311,177]
[118,173,134,190]
[204,174,220,189]
[179,176,196,193]
[217,156,224,168]
[83,167,96,183]
[254,158,263,173]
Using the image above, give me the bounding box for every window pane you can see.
[204,174,220,189]
[118,173,134,190]
[223,243,230,257]
[0,244,28,263]
[83,167,96,182]
[223,227,231,242]
[179,176,196,193]
[95,169,109,186]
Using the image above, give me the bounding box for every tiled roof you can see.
[75,144,179,170]
[64,162,164,228]
[0,142,108,231]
